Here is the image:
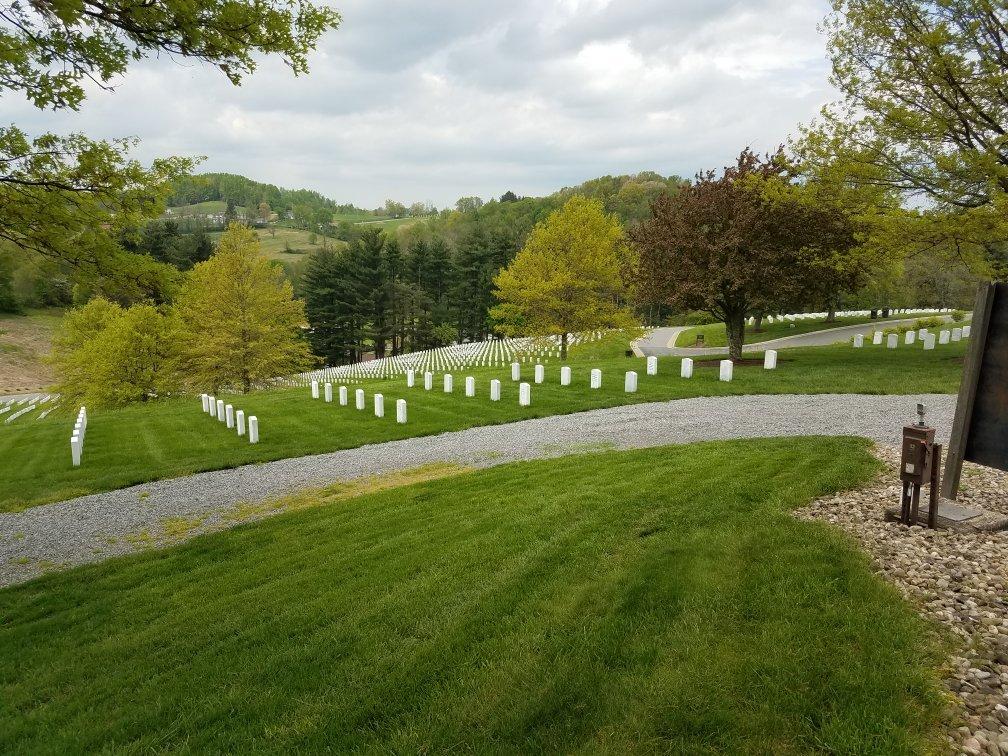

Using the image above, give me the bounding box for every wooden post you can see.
[929,443,942,529]
[942,283,996,499]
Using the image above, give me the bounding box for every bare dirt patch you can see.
[0,309,61,394]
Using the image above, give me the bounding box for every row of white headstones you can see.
[200,394,260,443]
[309,352,777,412]
[852,325,971,349]
[311,381,410,423]
[70,406,87,466]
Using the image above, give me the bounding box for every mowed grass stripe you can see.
[0,437,944,752]
[0,339,967,511]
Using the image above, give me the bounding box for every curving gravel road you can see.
[0,393,956,587]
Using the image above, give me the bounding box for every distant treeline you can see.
[166,173,366,218]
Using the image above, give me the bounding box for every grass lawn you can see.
[675,314,909,347]
[0,338,967,511]
[0,437,945,752]
[208,226,348,262]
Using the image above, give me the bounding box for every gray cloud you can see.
[0,0,836,207]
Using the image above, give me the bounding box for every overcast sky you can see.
[2,0,836,209]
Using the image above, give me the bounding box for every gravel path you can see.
[0,393,956,587]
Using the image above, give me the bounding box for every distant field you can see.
[0,308,61,394]
[165,201,246,217]
[208,226,347,261]
[355,216,425,231]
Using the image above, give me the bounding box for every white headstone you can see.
[853,334,864,348]
[208,396,217,418]
[443,373,453,393]
[904,330,915,345]
[624,371,638,393]
[406,369,415,388]
[764,350,777,369]
[873,331,883,345]
[201,393,209,412]
[311,380,320,399]
[646,355,657,375]
[963,324,971,337]
[236,409,246,436]
[534,364,544,384]
[719,359,733,382]
[680,358,693,379]
[396,398,407,424]
[225,404,234,428]
[465,376,475,397]
[887,333,898,349]
[590,368,601,389]
[917,328,927,339]
[324,382,332,403]
[70,435,81,466]
[216,399,225,422]
[560,366,571,386]
[248,415,259,443]
[511,362,521,381]
[939,329,950,344]
[424,371,433,390]
[339,385,348,405]
[951,327,962,342]
[519,381,531,406]
[355,388,365,410]
[374,393,384,417]
[923,333,935,350]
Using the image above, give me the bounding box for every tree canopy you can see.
[492,196,637,358]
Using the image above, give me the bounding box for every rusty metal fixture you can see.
[899,403,941,528]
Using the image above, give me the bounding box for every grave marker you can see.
[339,385,348,406]
[939,329,950,344]
[873,331,883,345]
[374,393,385,417]
[424,371,433,390]
[534,364,544,384]
[680,358,693,378]
[444,374,453,393]
[905,330,916,345]
[560,366,571,385]
[887,334,898,349]
[248,415,259,443]
[646,355,657,375]
[952,327,962,342]
[719,359,733,382]
[407,369,415,388]
[209,396,217,418]
[465,376,475,396]
[216,399,225,421]
[396,399,407,424]
[590,368,602,389]
[70,435,81,467]
[511,362,521,381]
[624,371,637,392]
[201,394,209,412]
[236,409,246,436]
[923,333,935,350]
[764,350,777,369]
[324,382,332,402]
[355,388,365,410]
[225,404,235,428]
[311,380,320,399]
[519,382,531,406]
[490,379,501,401]
[853,334,864,348]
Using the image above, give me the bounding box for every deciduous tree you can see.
[173,223,313,393]
[492,196,637,358]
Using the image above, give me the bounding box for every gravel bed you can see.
[0,393,955,587]
[797,446,1008,755]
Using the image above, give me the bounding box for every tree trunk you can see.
[882,307,890,317]
[826,304,836,322]
[561,331,568,360]
[754,312,764,331]
[870,309,878,319]
[725,313,745,362]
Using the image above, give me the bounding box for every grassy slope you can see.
[0,437,944,753]
[0,338,966,511]
[674,315,886,347]
[207,226,348,261]
[0,308,61,394]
